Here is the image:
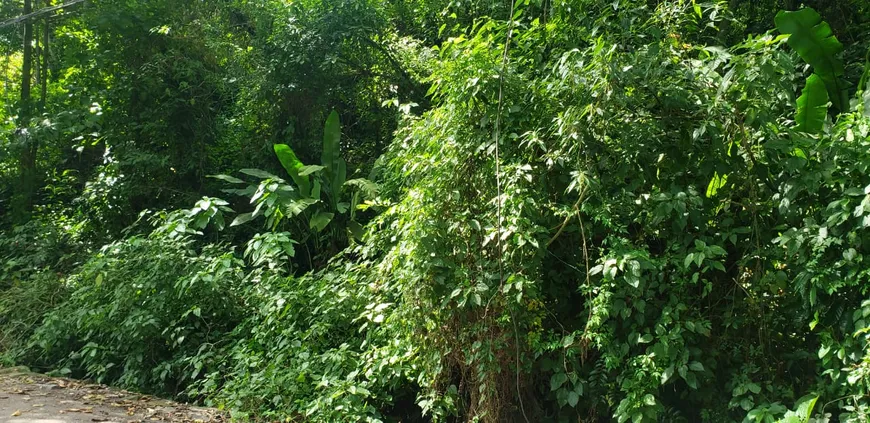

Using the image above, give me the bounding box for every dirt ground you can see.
[0,366,225,423]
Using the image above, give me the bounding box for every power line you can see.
[0,0,86,29]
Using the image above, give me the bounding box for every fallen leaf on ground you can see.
[63,407,94,413]
[11,410,22,416]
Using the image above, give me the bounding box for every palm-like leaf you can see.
[795,74,829,133]
[274,144,312,197]
[776,8,849,112]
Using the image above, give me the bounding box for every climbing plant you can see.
[1,0,870,422]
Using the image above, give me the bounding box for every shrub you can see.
[26,211,247,397]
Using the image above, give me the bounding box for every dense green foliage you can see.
[2,0,870,422]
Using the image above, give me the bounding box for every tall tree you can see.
[39,6,47,110]
[12,0,35,223]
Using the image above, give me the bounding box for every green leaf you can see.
[706,172,728,198]
[312,179,322,199]
[689,361,704,372]
[209,174,244,184]
[322,110,341,173]
[231,212,254,227]
[794,73,829,134]
[298,165,325,176]
[644,394,656,406]
[780,395,818,423]
[818,345,830,359]
[240,168,279,180]
[776,8,848,111]
[344,178,380,198]
[285,198,317,217]
[685,372,698,389]
[567,391,579,407]
[309,211,334,232]
[684,253,695,269]
[334,158,347,194]
[638,334,653,344]
[348,220,365,240]
[550,373,568,391]
[274,144,311,197]
[661,365,675,384]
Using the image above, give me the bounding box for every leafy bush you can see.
[3,1,870,422]
[0,272,68,365]
[0,214,86,364]
[25,206,247,397]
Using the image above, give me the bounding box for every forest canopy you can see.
[1,0,870,422]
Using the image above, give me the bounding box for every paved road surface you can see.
[0,367,224,423]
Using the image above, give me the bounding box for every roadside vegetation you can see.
[1,0,869,421]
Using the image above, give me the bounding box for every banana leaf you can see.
[776,8,849,112]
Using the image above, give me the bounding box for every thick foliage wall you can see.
[2,0,870,422]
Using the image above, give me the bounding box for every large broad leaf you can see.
[285,198,318,217]
[775,8,848,112]
[274,144,312,197]
[321,110,341,174]
[344,178,379,198]
[309,211,334,232]
[298,165,325,176]
[240,168,280,180]
[230,212,255,227]
[208,174,244,184]
[332,158,347,209]
[344,178,379,218]
[795,74,829,133]
[777,395,818,423]
[319,111,345,210]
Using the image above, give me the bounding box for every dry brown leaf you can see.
[63,407,94,413]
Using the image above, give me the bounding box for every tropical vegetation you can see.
[1,0,869,422]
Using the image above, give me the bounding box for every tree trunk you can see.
[34,16,40,103]
[13,0,36,223]
[40,9,48,110]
